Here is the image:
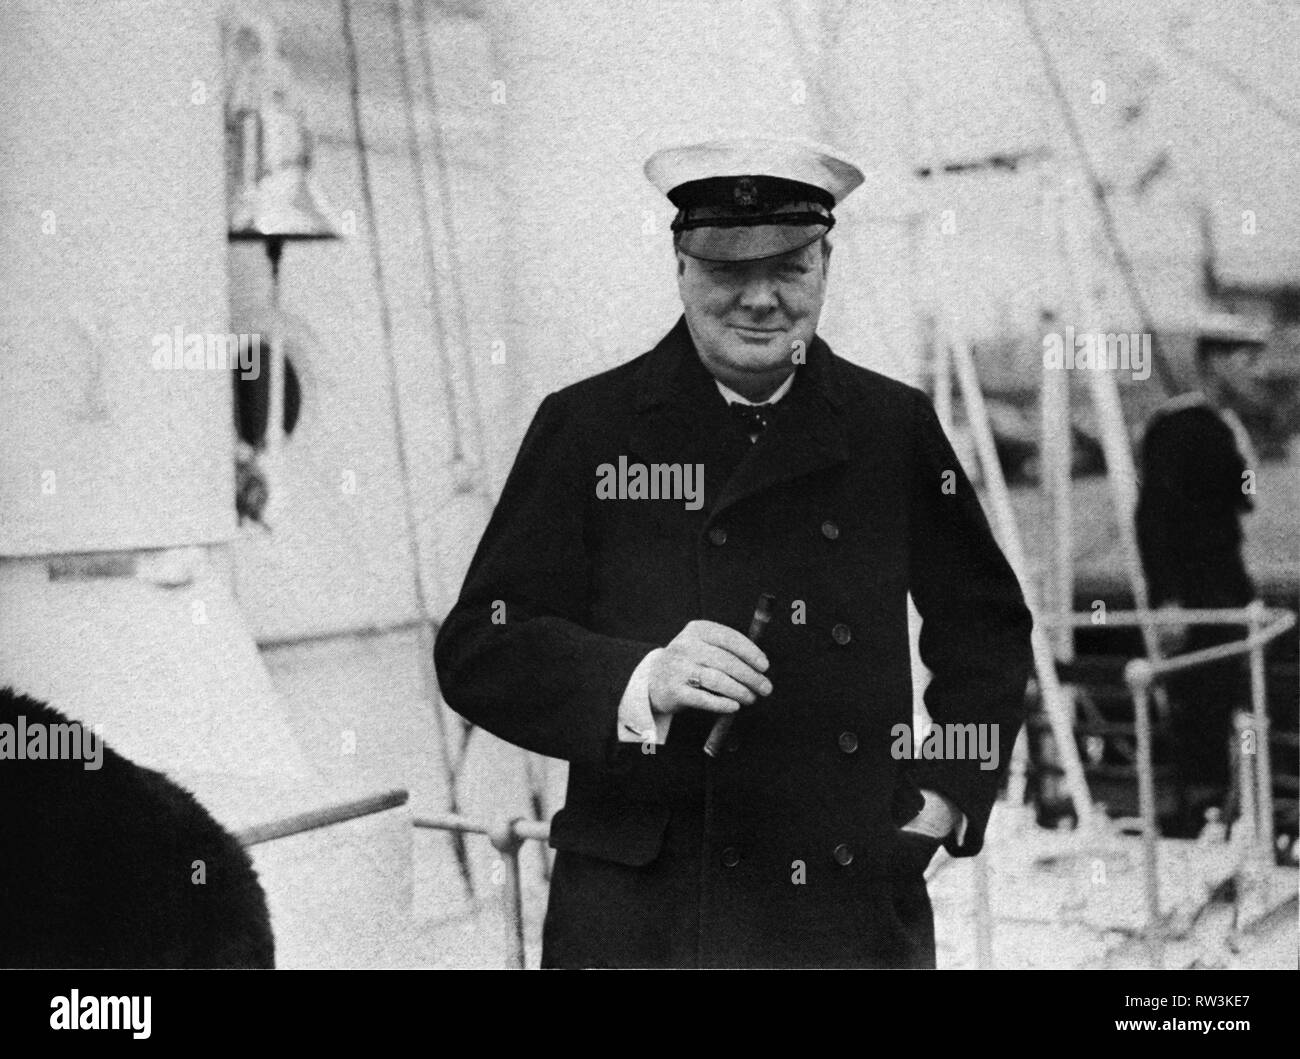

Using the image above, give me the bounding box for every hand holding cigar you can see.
[704,592,775,757]
[644,601,774,735]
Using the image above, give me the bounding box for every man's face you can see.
[677,239,830,399]
[1203,345,1263,403]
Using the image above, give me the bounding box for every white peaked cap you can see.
[644,136,865,205]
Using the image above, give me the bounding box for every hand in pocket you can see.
[895,829,943,877]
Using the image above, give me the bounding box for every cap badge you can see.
[733,177,759,208]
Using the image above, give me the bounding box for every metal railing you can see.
[414,812,548,969]
[237,788,409,847]
[1036,602,1296,961]
[416,604,1295,969]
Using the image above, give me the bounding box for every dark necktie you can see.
[729,402,774,440]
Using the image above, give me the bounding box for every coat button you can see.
[708,526,728,546]
[821,520,840,540]
[838,731,858,754]
[833,843,854,866]
[831,623,852,645]
[721,846,740,867]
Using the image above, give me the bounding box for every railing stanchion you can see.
[1125,658,1161,968]
[489,818,528,971]
[972,851,994,969]
[1233,711,1258,844]
[1247,602,1275,882]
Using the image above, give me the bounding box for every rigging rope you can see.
[410,0,498,506]
[341,0,474,896]
[1020,0,1176,394]
[390,0,474,475]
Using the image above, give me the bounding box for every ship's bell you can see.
[225,21,339,242]
[227,107,339,242]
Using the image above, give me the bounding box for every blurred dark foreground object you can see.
[0,687,274,968]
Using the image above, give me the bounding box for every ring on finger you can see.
[686,670,705,689]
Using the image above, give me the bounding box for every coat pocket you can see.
[891,829,943,878]
[890,769,927,829]
[548,801,671,867]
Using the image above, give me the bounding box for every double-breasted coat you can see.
[434,317,1032,967]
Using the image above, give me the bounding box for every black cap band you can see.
[667,175,836,212]
[671,207,834,232]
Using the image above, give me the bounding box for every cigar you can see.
[703,592,774,757]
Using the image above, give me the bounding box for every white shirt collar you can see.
[715,371,796,407]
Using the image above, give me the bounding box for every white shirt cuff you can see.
[616,648,673,745]
[905,788,966,842]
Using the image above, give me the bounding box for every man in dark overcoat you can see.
[435,138,1033,967]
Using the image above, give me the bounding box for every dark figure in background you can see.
[1136,316,1267,832]
[0,687,274,968]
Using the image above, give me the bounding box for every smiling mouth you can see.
[730,324,783,336]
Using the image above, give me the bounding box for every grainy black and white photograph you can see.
[0,0,1296,1034]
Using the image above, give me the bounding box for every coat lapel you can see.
[710,334,849,520]
[628,318,850,521]
[627,318,747,514]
